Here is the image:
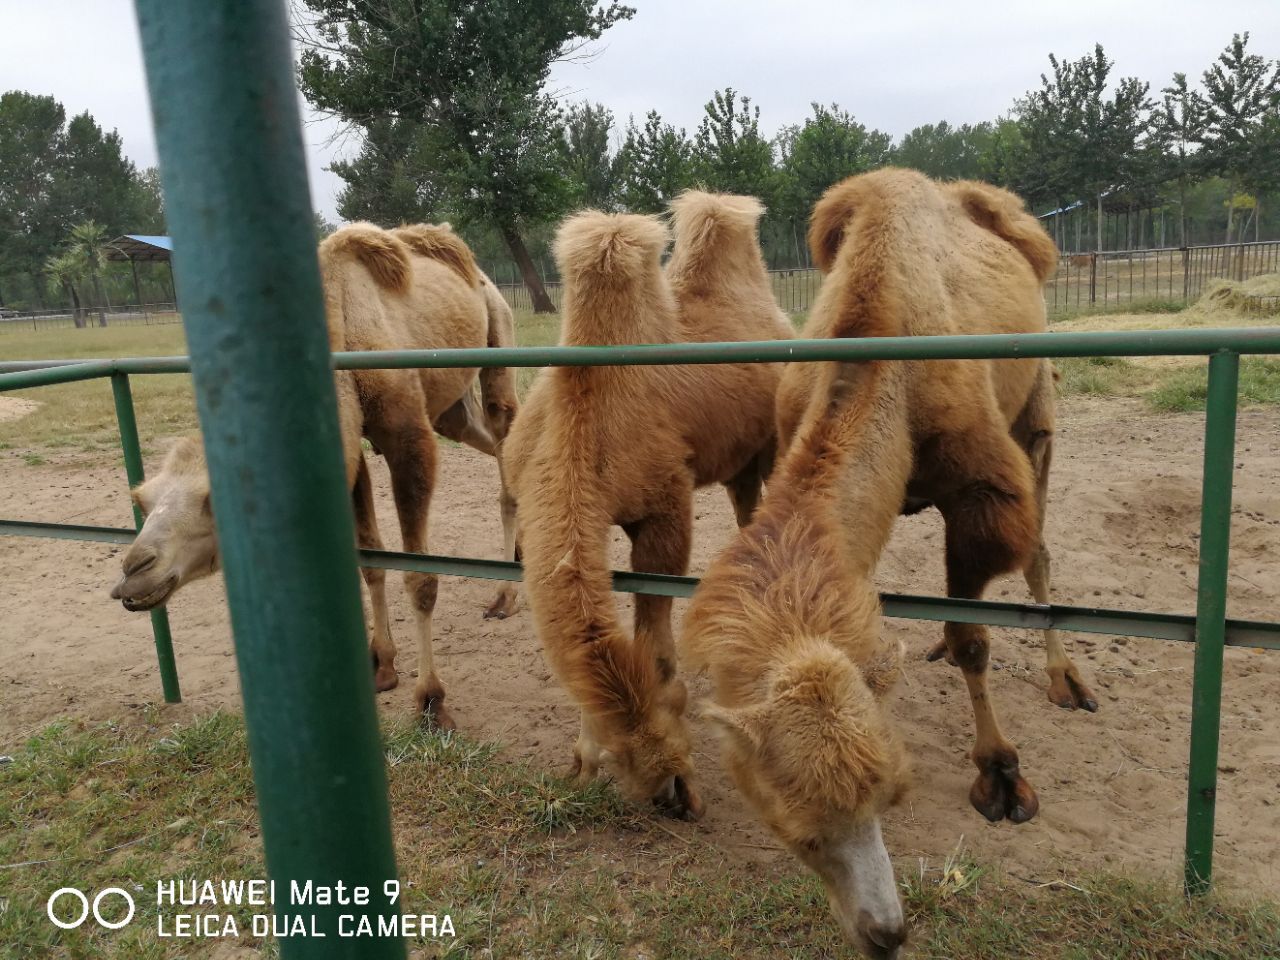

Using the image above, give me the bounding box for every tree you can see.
[776,103,891,226]
[296,0,635,313]
[1149,73,1207,245]
[614,111,695,213]
[44,249,86,326]
[560,101,617,208]
[892,121,994,181]
[692,89,777,204]
[329,118,449,225]
[1019,46,1152,250]
[1198,33,1280,242]
[66,220,112,325]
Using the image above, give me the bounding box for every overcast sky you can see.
[2,0,1277,221]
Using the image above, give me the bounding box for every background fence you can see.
[0,302,180,332]
[494,239,1280,320]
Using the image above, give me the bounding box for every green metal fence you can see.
[0,2,1275,954]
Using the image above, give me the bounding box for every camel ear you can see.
[702,702,766,753]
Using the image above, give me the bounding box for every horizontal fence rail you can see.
[4,518,1276,651]
[0,327,1276,899]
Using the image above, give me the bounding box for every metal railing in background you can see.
[488,241,1280,321]
[0,302,180,332]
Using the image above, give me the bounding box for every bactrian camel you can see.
[110,223,519,729]
[503,193,792,817]
[683,168,1075,956]
[776,175,1095,719]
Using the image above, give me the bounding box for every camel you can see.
[109,222,520,729]
[775,171,1096,719]
[682,168,1077,955]
[502,194,792,817]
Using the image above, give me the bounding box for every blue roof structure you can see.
[104,235,173,262]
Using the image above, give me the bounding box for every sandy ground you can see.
[1,397,1277,895]
[0,395,39,422]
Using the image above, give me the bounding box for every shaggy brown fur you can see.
[112,223,520,729]
[771,169,1093,833]
[683,287,909,953]
[503,195,792,817]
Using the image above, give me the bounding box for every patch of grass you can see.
[1050,297,1189,323]
[1149,357,1280,413]
[2,714,1277,958]
[0,324,195,454]
[21,453,46,466]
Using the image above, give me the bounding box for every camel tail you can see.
[319,223,412,294]
[391,224,481,288]
[666,190,765,279]
[478,274,519,440]
[553,210,671,346]
[950,181,1058,282]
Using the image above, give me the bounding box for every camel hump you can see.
[949,180,1058,282]
[554,210,669,285]
[321,223,411,294]
[391,224,481,288]
[668,190,764,253]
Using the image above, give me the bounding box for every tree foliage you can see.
[295,0,635,310]
[614,111,695,214]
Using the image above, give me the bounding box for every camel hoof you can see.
[415,689,456,732]
[483,587,519,620]
[925,639,956,666]
[653,775,704,822]
[1047,666,1099,713]
[969,757,1039,824]
[374,667,399,693]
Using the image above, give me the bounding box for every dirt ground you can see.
[1,396,1277,896]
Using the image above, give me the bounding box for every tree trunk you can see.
[500,223,556,314]
[1096,192,1104,252]
[1256,195,1262,243]
[1179,177,1188,247]
[1224,176,1236,244]
[67,283,85,328]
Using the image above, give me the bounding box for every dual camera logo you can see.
[47,887,136,930]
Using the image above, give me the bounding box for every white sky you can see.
[2,0,1276,221]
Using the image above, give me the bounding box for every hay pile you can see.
[1188,272,1280,321]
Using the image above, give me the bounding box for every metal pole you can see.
[1184,349,1240,894]
[133,2,403,955]
[112,372,181,703]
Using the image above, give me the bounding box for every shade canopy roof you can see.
[104,235,173,262]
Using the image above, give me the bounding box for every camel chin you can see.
[112,573,179,612]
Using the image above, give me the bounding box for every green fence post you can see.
[133,2,404,956]
[1184,349,1240,895]
[111,372,181,703]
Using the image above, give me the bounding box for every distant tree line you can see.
[304,8,1277,307]
[0,91,167,311]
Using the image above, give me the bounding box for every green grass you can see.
[2,714,1276,959]
[1055,355,1280,412]
[0,324,194,457]
[1049,297,1189,322]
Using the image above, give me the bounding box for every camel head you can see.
[586,675,704,822]
[110,436,219,611]
[704,642,908,958]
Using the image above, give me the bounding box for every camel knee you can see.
[406,572,440,615]
[946,624,990,674]
[362,565,386,589]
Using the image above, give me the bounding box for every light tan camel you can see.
[682,314,909,957]
[682,169,1076,955]
[110,223,519,729]
[775,172,1096,716]
[502,195,792,817]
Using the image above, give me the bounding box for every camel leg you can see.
[368,388,453,731]
[353,455,399,692]
[569,712,603,785]
[484,453,521,620]
[437,392,521,619]
[723,451,768,529]
[932,427,1041,824]
[623,484,694,681]
[1016,410,1099,713]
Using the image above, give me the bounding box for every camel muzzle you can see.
[113,573,179,612]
